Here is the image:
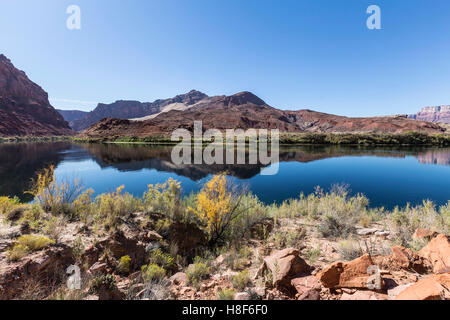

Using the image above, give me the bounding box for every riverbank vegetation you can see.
[2,131,450,146]
[1,169,449,250]
[76,131,450,146]
[0,136,73,143]
[0,168,449,300]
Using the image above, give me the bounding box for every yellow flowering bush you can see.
[190,174,242,244]
[26,165,83,216]
[0,196,20,216]
[7,234,55,261]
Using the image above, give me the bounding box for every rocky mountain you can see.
[0,54,73,137]
[408,106,450,124]
[81,91,447,138]
[70,90,208,132]
[56,109,88,124]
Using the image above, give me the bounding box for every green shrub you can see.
[43,216,65,241]
[186,258,210,286]
[318,214,357,239]
[144,179,185,221]
[72,236,85,262]
[8,234,55,261]
[216,288,236,300]
[26,165,84,217]
[90,274,117,293]
[229,193,271,241]
[388,200,449,248]
[117,255,131,274]
[0,196,21,218]
[232,270,251,291]
[226,246,253,271]
[148,249,177,273]
[94,185,143,231]
[141,264,166,282]
[269,228,306,249]
[19,203,43,230]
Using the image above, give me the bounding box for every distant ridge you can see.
[57,109,88,124]
[408,106,450,124]
[70,90,208,131]
[81,91,447,138]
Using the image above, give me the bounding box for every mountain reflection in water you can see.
[0,142,449,208]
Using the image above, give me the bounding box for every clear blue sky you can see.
[1,0,450,116]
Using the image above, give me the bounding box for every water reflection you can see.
[0,142,72,201]
[0,142,449,205]
[80,143,450,179]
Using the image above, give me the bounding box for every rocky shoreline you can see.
[1,204,448,300]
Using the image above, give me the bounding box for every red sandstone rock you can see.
[395,273,450,300]
[317,254,384,289]
[413,228,438,240]
[291,275,321,300]
[419,234,450,274]
[0,54,73,137]
[260,248,311,293]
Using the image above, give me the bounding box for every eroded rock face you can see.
[0,54,73,137]
[317,254,382,289]
[409,106,450,124]
[168,222,206,259]
[83,231,148,270]
[0,244,74,300]
[395,273,450,300]
[418,234,450,274]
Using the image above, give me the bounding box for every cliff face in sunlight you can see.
[0,55,73,137]
[409,106,450,125]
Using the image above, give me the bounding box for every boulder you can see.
[372,246,431,274]
[390,246,430,273]
[260,248,311,293]
[291,275,321,300]
[395,273,450,300]
[317,254,383,289]
[418,234,450,274]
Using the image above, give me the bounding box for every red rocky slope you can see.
[0,54,73,137]
[81,91,447,138]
